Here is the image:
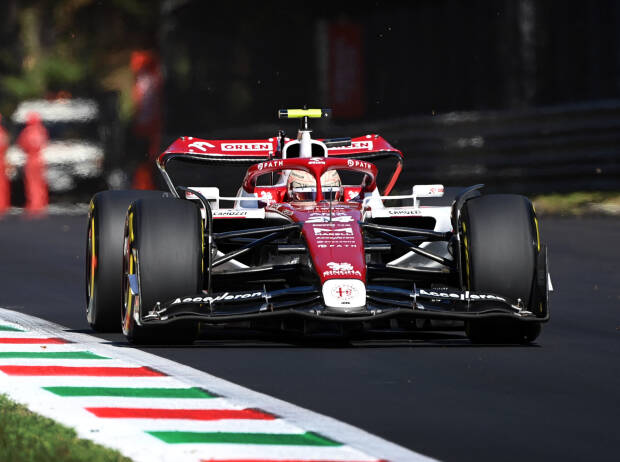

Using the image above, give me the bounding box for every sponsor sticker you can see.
[313,226,353,235]
[387,208,423,216]
[413,184,444,197]
[213,210,248,218]
[331,283,356,303]
[330,141,374,151]
[257,160,284,171]
[222,143,272,151]
[188,141,215,152]
[309,211,348,216]
[171,291,263,305]
[306,215,354,223]
[327,262,353,271]
[346,159,372,170]
[417,289,506,302]
[323,261,362,277]
[312,224,358,248]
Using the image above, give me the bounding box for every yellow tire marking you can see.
[534,216,541,252]
[128,211,134,243]
[462,222,471,289]
[89,216,96,300]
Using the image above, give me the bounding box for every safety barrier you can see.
[349,100,620,194]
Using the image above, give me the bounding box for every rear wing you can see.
[162,135,401,158]
[158,136,404,197]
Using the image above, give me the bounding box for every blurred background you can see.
[0,0,619,209]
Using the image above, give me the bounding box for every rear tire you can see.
[86,190,168,332]
[122,197,203,345]
[460,194,543,344]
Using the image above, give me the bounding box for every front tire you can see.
[86,190,167,332]
[460,194,543,344]
[122,197,203,345]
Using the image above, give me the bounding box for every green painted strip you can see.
[43,386,215,398]
[148,431,342,446]
[0,351,107,359]
[0,325,24,331]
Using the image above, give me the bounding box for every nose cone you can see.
[322,279,366,312]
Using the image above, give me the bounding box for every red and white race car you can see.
[85,109,550,344]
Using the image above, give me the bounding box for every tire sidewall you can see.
[460,194,543,343]
[122,197,203,344]
[461,194,538,307]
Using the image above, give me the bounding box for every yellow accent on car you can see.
[280,109,323,119]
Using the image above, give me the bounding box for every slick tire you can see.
[459,194,543,344]
[86,190,168,332]
[122,197,203,345]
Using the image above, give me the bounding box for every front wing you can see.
[140,285,548,326]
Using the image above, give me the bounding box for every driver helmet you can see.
[287,169,341,201]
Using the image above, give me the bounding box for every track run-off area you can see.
[0,212,618,461]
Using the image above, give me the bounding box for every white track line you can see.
[4,375,187,387]
[51,396,237,409]
[99,419,306,434]
[177,445,384,461]
[0,308,436,462]
[0,358,136,367]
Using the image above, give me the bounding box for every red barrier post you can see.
[0,114,10,214]
[130,50,163,190]
[17,112,49,214]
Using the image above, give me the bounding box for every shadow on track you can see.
[66,327,540,349]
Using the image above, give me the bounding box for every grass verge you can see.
[0,394,131,462]
[531,191,620,216]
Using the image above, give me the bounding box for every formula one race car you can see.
[85,108,550,344]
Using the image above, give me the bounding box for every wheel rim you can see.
[122,212,139,335]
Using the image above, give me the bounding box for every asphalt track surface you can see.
[0,212,618,462]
